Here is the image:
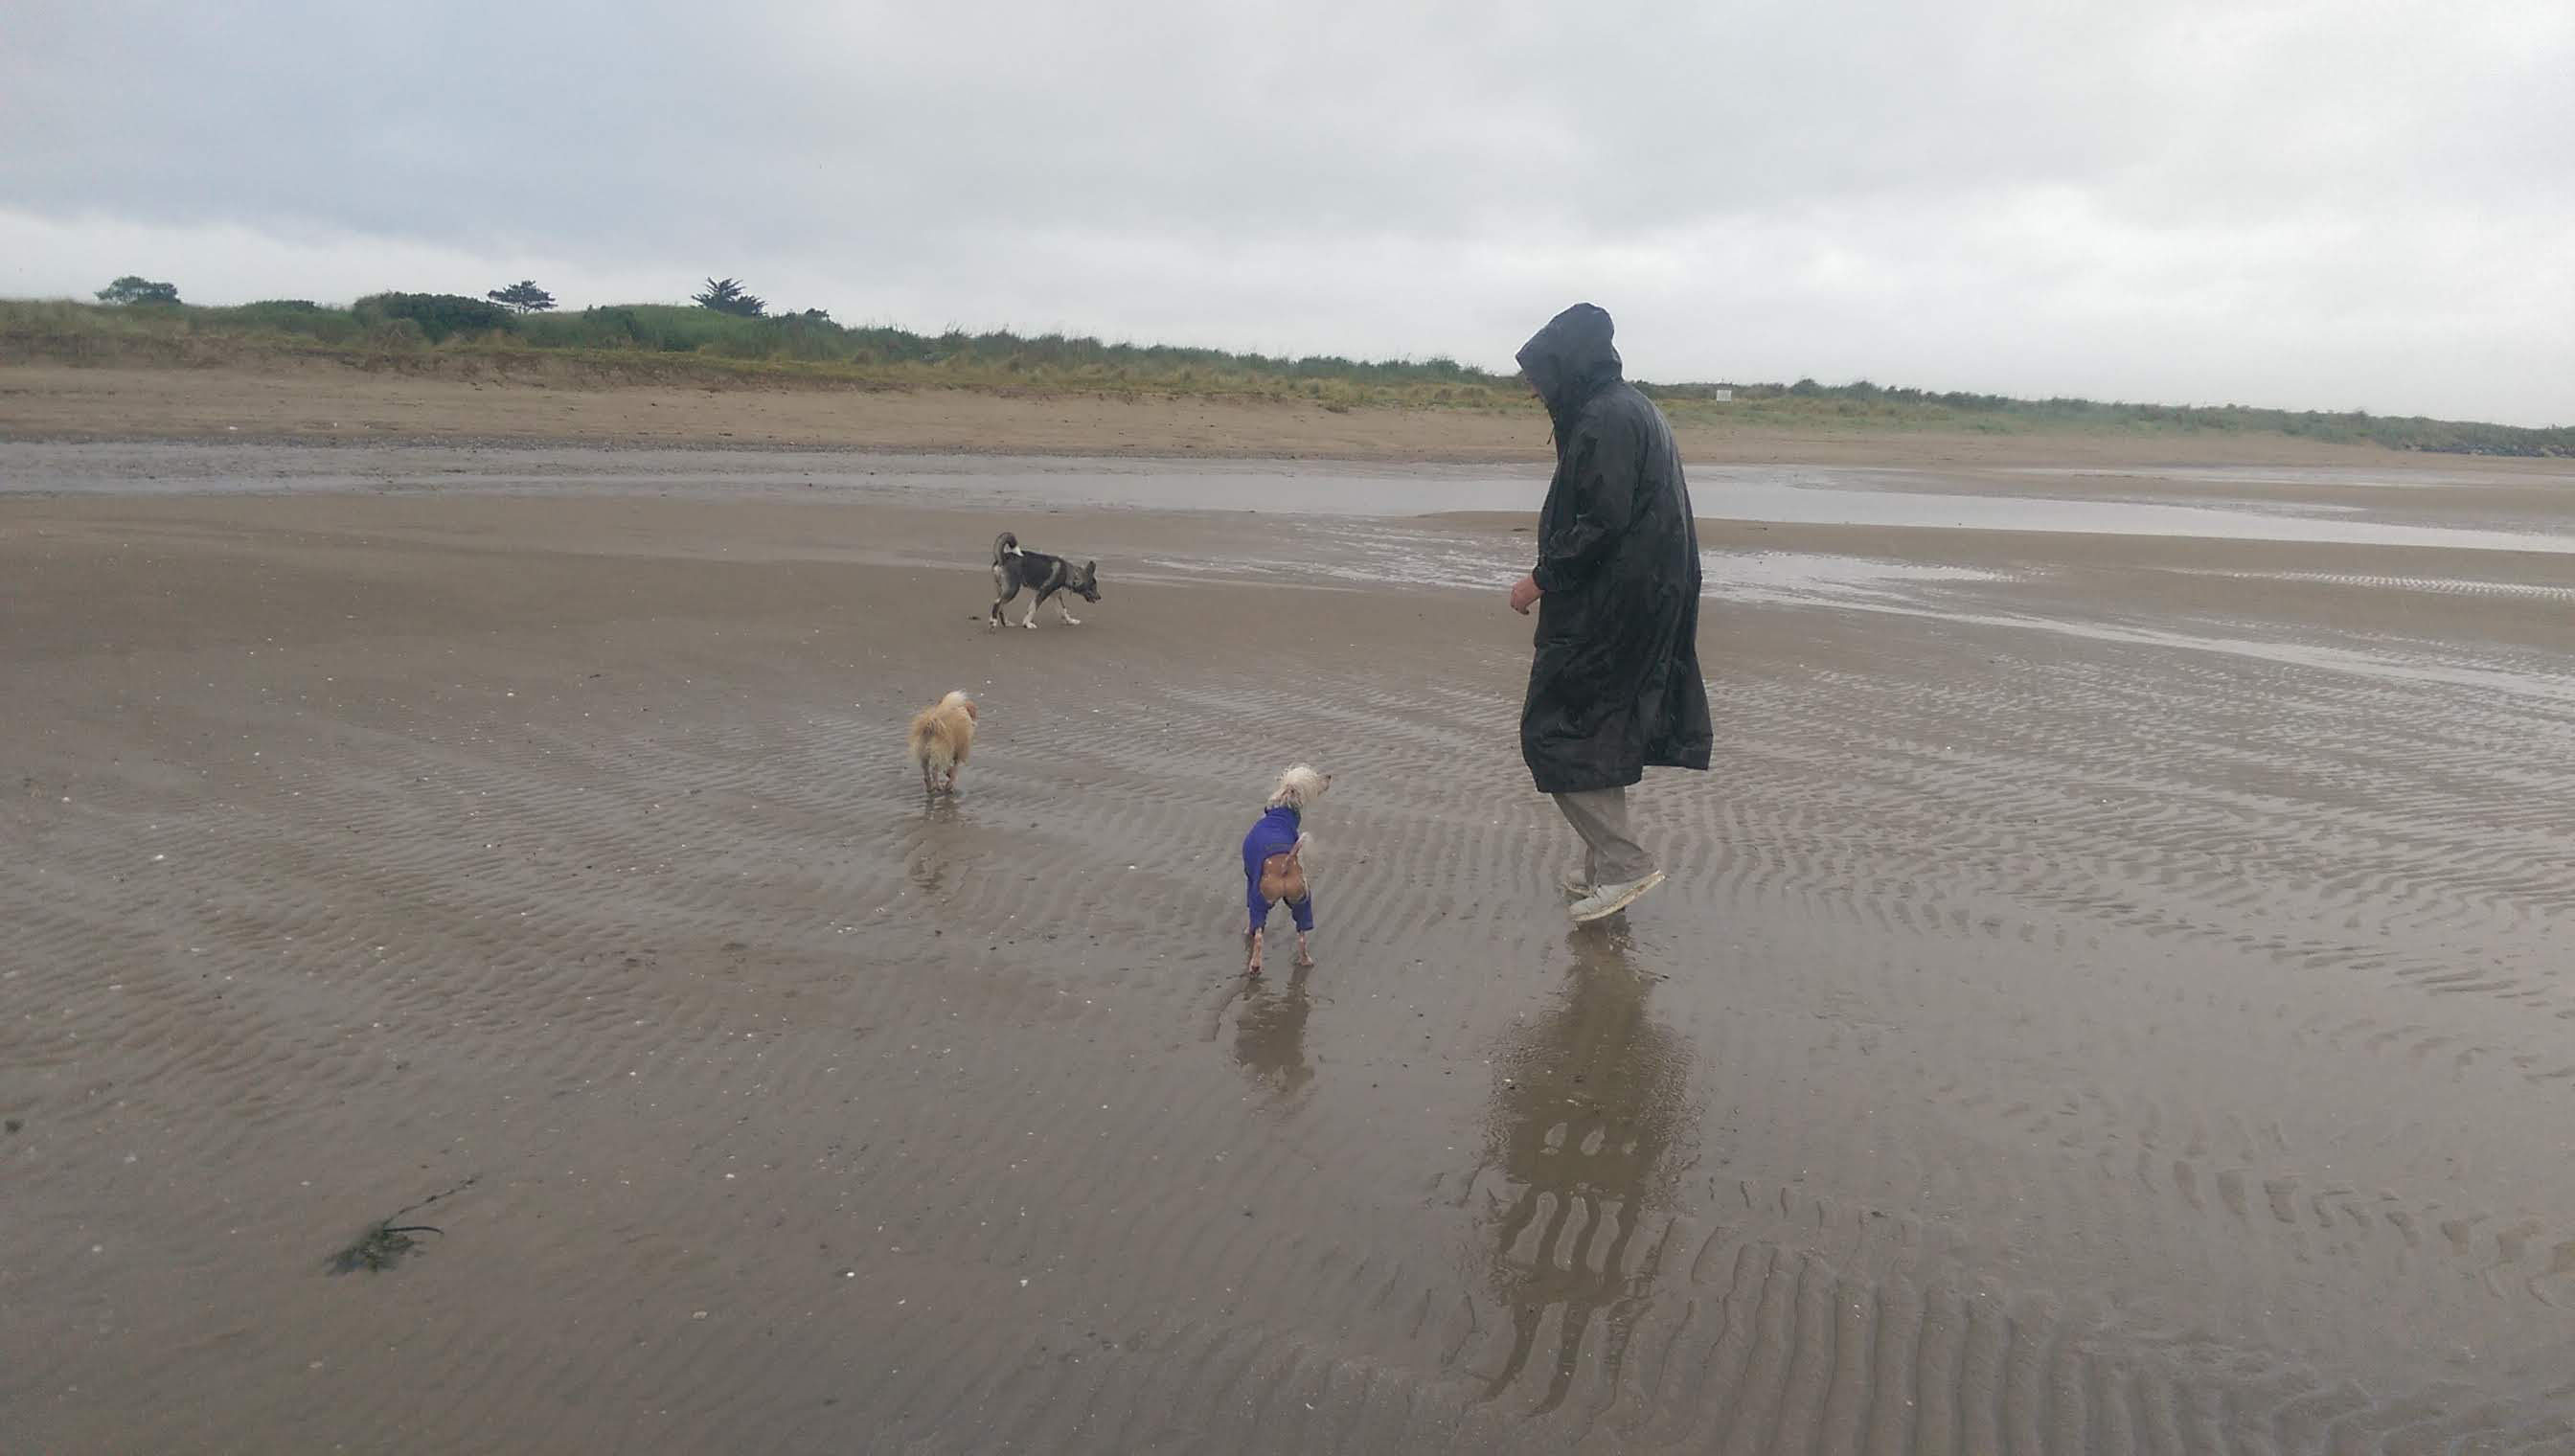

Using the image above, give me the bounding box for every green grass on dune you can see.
[2,297,2564,456]
[0,299,1516,413]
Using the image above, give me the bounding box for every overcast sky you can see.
[5,1,2568,425]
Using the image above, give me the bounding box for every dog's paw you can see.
[1061,615,1082,626]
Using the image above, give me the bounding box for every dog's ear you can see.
[1084,559,1096,574]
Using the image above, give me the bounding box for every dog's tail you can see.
[992,532,1020,564]
[1286,832,1310,868]
[908,717,959,778]
[908,694,970,780]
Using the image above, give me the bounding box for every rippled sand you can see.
[6,462,2573,1452]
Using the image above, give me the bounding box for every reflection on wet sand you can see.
[1475,926,1697,1414]
[17,476,2575,1449]
[1231,967,1316,1103]
[901,792,973,899]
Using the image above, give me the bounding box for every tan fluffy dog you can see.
[907,690,977,795]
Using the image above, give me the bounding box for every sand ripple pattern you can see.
[5,499,2573,1452]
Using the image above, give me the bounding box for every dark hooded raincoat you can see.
[1515,304,1713,795]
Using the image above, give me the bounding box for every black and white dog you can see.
[989,532,1102,630]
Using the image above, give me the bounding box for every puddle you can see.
[1136,517,2574,702]
[1146,523,2009,610]
[1672,470,2575,553]
[2009,466,2568,491]
[1955,616,2575,703]
[1711,552,2006,606]
[2169,569,2575,603]
[10,443,2571,555]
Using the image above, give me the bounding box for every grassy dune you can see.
[3,298,2565,456]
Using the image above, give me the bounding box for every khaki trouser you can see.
[1553,786,1655,887]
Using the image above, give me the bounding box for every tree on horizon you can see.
[692,277,766,318]
[96,275,180,306]
[486,280,557,314]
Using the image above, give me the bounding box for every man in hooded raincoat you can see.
[1507,304,1713,922]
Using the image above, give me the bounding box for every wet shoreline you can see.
[6,457,2573,1451]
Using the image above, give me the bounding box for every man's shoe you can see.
[1569,871,1665,924]
[1560,873,1593,899]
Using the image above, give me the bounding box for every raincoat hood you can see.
[1515,303,1625,425]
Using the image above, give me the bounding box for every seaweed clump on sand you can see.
[323,1175,477,1275]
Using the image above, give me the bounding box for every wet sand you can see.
[6,453,2575,1452]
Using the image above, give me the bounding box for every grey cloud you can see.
[3,0,2567,422]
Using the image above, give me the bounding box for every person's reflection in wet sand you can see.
[1232,964,1317,1103]
[1474,925,1694,1415]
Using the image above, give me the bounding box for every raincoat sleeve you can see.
[1530,414,1639,596]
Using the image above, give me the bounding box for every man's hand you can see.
[1510,574,1543,615]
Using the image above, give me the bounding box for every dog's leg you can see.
[1245,929,1264,976]
[1286,887,1314,967]
[946,766,961,795]
[1057,596,1082,626]
[1022,594,1043,629]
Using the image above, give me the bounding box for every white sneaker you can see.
[1559,873,1593,899]
[1569,871,1665,924]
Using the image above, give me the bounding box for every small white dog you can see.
[1242,764,1332,974]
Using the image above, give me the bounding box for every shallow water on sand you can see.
[8,440,2572,553]
[7,451,2575,1451]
